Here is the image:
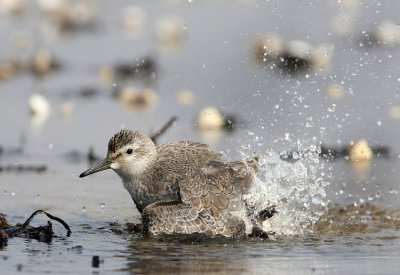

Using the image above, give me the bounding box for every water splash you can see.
[242,145,328,235]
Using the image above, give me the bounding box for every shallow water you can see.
[1,0,400,274]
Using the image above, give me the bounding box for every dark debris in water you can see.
[92,255,100,268]
[0,164,47,174]
[0,210,71,248]
[114,56,158,83]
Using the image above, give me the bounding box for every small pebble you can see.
[92,255,100,268]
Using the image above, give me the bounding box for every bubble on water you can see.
[328,104,336,112]
[3,190,7,196]
[306,116,314,128]
[81,206,87,213]
[100,202,106,209]
[368,195,374,201]
[34,193,41,204]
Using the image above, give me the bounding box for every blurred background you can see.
[0,0,399,218]
[1,1,400,273]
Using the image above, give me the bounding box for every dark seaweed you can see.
[0,210,71,246]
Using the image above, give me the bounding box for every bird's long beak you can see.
[79,158,111,178]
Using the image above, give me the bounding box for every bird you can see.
[79,129,270,237]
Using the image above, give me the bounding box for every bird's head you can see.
[79,129,157,180]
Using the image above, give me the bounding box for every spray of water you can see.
[242,144,329,235]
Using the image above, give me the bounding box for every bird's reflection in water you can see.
[122,235,249,274]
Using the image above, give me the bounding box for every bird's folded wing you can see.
[143,201,209,235]
[178,157,258,218]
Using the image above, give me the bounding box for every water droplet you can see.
[100,202,106,209]
[328,104,336,112]
[48,143,54,150]
[11,192,16,196]
[377,120,382,126]
[3,190,7,196]
[82,206,87,213]
[306,116,314,128]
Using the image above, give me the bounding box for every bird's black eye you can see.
[126,148,133,155]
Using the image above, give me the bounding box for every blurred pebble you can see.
[0,0,26,16]
[361,20,400,48]
[254,35,333,74]
[177,89,196,105]
[348,139,373,163]
[29,93,50,117]
[254,33,283,63]
[29,49,60,78]
[98,66,115,84]
[29,93,51,127]
[121,6,146,33]
[58,102,74,119]
[0,60,21,81]
[155,16,185,49]
[375,20,400,46]
[119,87,158,111]
[348,139,373,181]
[114,56,158,83]
[326,83,345,100]
[38,0,96,34]
[196,107,225,131]
[389,106,400,119]
[331,0,360,35]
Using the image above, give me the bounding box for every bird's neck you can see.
[122,175,148,213]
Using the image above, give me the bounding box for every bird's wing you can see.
[178,156,259,218]
[143,201,209,235]
[143,201,244,236]
[153,142,258,218]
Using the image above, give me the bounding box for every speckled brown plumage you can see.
[81,129,261,237]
